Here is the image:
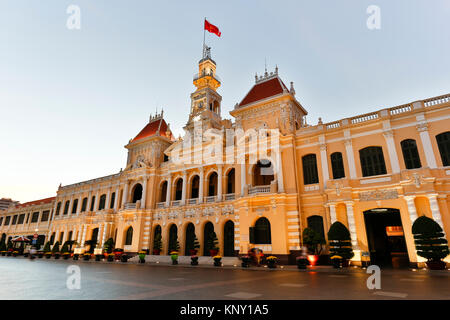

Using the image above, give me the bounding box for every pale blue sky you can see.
[1,1,449,202]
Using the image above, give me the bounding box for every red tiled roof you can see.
[16,197,55,208]
[238,77,289,107]
[131,118,171,142]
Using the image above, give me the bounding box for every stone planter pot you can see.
[63,254,70,260]
[73,254,79,260]
[213,258,222,267]
[120,255,128,263]
[83,255,91,261]
[331,259,342,269]
[54,253,60,259]
[426,260,446,270]
[45,254,52,259]
[153,249,161,255]
[95,255,102,262]
[38,253,44,258]
[241,256,251,268]
[107,255,114,262]
[138,256,146,263]
[191,256,199,266]
[267,261,277,269]
[296,258,308,269]
[1,252,6,256]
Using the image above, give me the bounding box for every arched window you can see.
[71,199,78,214]
[359,146,387,177]
[68,231,73,241]
[251,217,271,244]
[125,227,133,246]
[175,179,183,200]
[226,168,235,194]
[253,160,274,186]
[436,131,450,166]
[307,215,325,239]
[63,201,70,215]
[330,152,345,179]
[99,194,106,210]
[90,196,96,211]
[110,192,115,209]
[132,184,143,203]
[160,181,167,202]
[302,154,319,185]
[56,202,61,216]
[208,172,218,196]
[191,175,199,199]
[168,224,178,252]
[401,139,421,169]
[81,198,87,212]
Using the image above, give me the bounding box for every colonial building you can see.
[1,49,449,267]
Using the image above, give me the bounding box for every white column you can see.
[404,196,418,223]
[217,165,223,201]
[165,175,172,207]
[105,189,111,211]
[76,225,82,245]
[427,194,445,231]
[319,143,330,188]
[199,168,204,203]
[181,172,187,205]
[276,148,284,192]
[417,122,437,168]
[122,182,129,207]
[141,178,148,209]
[97,224,103,244]
[383,130,400,173]
[68,196,74,215]
[94,190,100,211]
[101,223,108,247]
[240,162,246,196]
[86,191,93,212]
[345,201,359,249]
[329,203,337,225]
[76,196,82,215]
[80,225,87,247]
[344,138,357,179]
[114,187,119,210]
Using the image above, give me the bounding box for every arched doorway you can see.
[88,228,99,253]
[226,169,235,194]
[153,225,162,254]
[184,223,196,255]
[125,227,133,246]
[223,220,235,256]
[251,217,271,244]
[203,222,215,256]
[168,224,178,253]
[253,160,274,186]
[363,208,409,268]
[132,184,143,203]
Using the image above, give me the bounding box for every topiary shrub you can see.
[103,238,115,253]
[60,241,70,254]
[43,241,51,252]
[51,241,60,253]
[0,239,6,252]
[412,216,449,262]
[303,227,326,255]
[327,222,354,260]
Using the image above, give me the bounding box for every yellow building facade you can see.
[1,50,449,267]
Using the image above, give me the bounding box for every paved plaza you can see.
[0,257,449,300]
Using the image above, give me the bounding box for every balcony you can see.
[171,200,181,207]
[204,196,217,203]
[156,202,165,209]
[224,193,235,201]
[248,186,271,195]
[124,203,137,210]
[188,198,198,205]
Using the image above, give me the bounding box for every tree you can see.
[43,241,51,252]
[103,238,115,253]
[153,233,162,251]
[51,241,60,253]
[327,222,354,260]
[61,241,70,254]
[303,227,326,255]
[206,232,219,251]
[412,216,449,262]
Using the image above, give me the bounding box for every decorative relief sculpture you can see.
[359,189,398,201]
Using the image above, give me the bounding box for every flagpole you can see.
[203,17,206,58]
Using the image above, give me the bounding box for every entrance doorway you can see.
[223,220,235,256]
[363,208,409,268]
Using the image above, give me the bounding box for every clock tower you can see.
[185,46,223,134]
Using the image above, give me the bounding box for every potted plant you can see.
[107,253,114,262]
[95,253,103,261]
[191,255,199,266]
[61,241,70,260]
[83,253,91,261]
[12,250,19,257]
[6,242,13,256]
[213,255,222,267]
[103,238,114,254]
[138,251,146,263]
[153,233,162,255]
[44,241,52,259]
[52,241,61,259]
[266,256,278,269]
[296,256,309,269]
[412,216,449,270]
[330,255,343,268]
[302,227,325,266]
[327,222,354,267]
[207,232,219,257]
[241,255,251,268]
[170,251,179,265]
[120,254,129,262]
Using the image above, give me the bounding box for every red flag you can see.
[204,19,221,37]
